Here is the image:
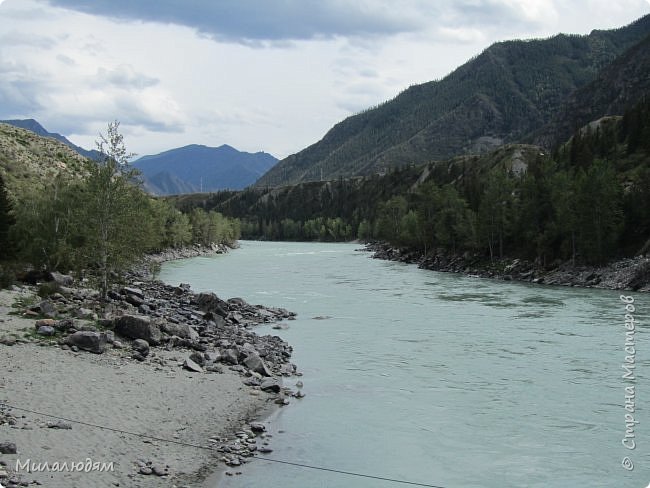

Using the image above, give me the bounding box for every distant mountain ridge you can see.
[1,119,278,195]
[132,144,278,195]
[256,14,650,187]
[0,119,101,161]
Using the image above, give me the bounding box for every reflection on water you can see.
[159,241,649,488]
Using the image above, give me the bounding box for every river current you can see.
[159,241,649,488]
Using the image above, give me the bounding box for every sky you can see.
[0,1,649,160]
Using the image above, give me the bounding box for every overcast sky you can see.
[0,0,648,159]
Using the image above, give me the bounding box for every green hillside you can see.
[256,14,650,187]
[0,123,91,200]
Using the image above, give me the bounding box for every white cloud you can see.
[0,0,648,159]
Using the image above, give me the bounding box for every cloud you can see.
[56,53,75,66]
[434,26,487,44]
[436,0,558,29]
[0,54,48,116]
[45,0,425,43]
[41,0,565,48]
[95,65,159,90]
[0,31,56,48]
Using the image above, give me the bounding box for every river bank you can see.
[366,242,650,292]
[0,248,301,487]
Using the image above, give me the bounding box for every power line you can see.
[253,455,447,487]
[0,402,447,488]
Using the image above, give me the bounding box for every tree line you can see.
[175,97,650,266]
[0,122,240,294]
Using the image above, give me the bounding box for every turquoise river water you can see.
[159,241,649,488]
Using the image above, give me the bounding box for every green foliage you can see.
[478,172,515,260]
[10,175,84,271]
[573,159,623,263]
[0,173,15,260]
[189,208,239,247]
[0,263,16,289]
[164,95,650,267]
[7,121,241,298]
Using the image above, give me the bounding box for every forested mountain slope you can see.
[256,15,650,187]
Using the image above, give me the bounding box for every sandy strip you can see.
[0,288,273,488]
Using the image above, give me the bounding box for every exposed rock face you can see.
[114,315,162,345]
[66,331,107,354]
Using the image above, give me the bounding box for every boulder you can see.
[260,378,282,393]
[107,290,122,301]
[132,352,147,362]
[37,300,57,318]
[243,352,272,377]
[203,313,227,328]
[196,292,230,317]
[189,351,205,366]
[114,315,162,345]
[0,441,17,454]
[222,348,239,365]
[66,331,107,354]
[36,325,56,336]
[125,294,145,307]
[160,322,199,341]
[48,271,73,286]
[183,357,204,373]
[122,286,144,299]
[132,339,150,356]
[35,318,56,328]
[54,318,75,332]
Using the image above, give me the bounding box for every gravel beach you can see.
[0,277,296,487]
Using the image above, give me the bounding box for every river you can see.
[159,241,649,488]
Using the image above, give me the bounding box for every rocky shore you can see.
[0,250,302,487]
[366,242,650,292]
[146,243,235,265]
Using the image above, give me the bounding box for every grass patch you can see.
[10,293,39,315]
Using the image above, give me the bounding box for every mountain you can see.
[143,171,199,196]
[256,14,650,187]
[0,123,90,199]
[532,32,650,147]
[132,144,277,195]
[0,119,101,161]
